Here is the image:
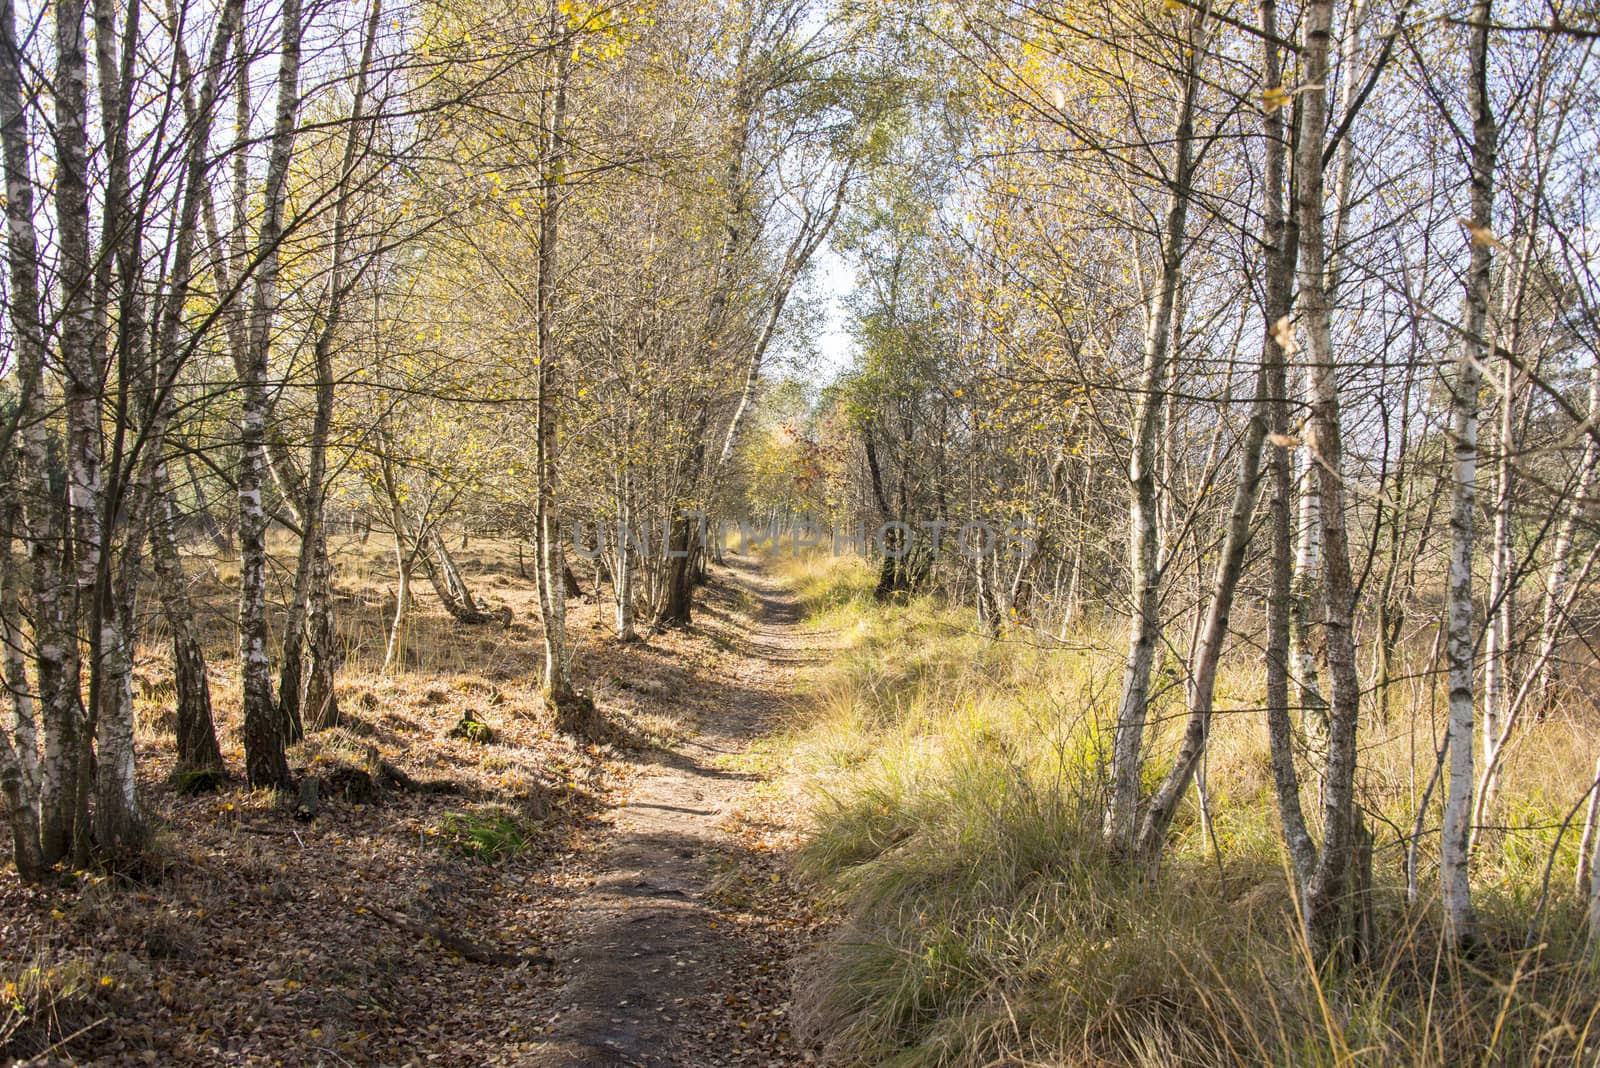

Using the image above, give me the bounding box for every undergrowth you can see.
[437,807,530,861]
[773,552,1600,1067]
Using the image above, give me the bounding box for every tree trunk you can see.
[303,530,341,731]
[1590,812,1600,960]
[1536,363,1600,711]
[185,454,234,559]
[659,515,698,626]
[1482,363,1513,799]
[293,0,378,733]
[1103,23,1200,852]
[378,447,418,676]
[534,4,588,737]
[238,0,303,790]
[1133,15,1290,859]
[278,538,312,744]
[0,488,44,879]
[384,551,412,676]
[1441,0,1497,951]
[88,0,152,857]
[1265,236,1315,888]
[1578,756,1600,898]
[422,532,495,624]
[614,469,637,642]
[144,0,240,774]
[1293,0,1367,963]
[151,460,224,771]
[0,0,85,867]
[53,0,120,861]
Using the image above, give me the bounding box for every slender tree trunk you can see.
[278,540,312,743]
[1482,365,1513,794]
[379,455,416,675]
[421,532,493,623]
[238,0,303,789]
[862,426,902,601]
[534,6,590,736]
[1265,263,1315,888]
[0,0,82,867]
[1442,0,1497,950]
[1293,0,1367,962]
[302,532,341,731]
[97,475,152,851]
[56,0,147,853]
[185,455,234,559]
[1590,815,1600,959]
[1536,363,1600,710]
[1291,0,1368,762]
[295,0,379,733]
[1134,16,1296,861]
[715,169,852,472]
[615,466,637,642]
[55,0,117,860]
[151,462,223,771]
[1104,26,1200,851]
[1442,287,1484,950]
[145,0,240,774]
[0,487,44,878]
[385,555,412,675]
[238,404,285,786]
[1578,756,1600,897]
[1290,422,1328,753]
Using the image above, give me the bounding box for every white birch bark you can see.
[1578,756,1600,897]
[1536,363,1600,708]
[615,465,637,642]
[0,0,83,865]
[238,0,304,788]
[1441,0,1496,950]
[53,0,115,857]
[0,494,43,877]
[1103,21,1200,851]
[1293,0,1369,961]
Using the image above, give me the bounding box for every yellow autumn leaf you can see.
[1458,217,1506,248]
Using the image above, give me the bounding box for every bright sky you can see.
[810,243,859,381]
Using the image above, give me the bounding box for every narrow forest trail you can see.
[527,556,824,1067]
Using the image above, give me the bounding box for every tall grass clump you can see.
[777,554,1600,1067]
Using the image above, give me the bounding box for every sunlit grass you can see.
[775,551,1600,1066]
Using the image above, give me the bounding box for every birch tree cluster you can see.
[0,0,862,875]
[782,0,1600,959]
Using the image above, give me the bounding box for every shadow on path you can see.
[524,556,817,1067]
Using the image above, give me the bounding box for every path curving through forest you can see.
[527,557,819,1067]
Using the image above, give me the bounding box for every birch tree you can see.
[237,0,305,789]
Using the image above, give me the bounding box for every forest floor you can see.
[0,547,827,1067]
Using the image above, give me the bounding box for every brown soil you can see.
[527,556,822,1066]
[0,548,822,1067]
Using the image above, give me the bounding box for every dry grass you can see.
[773,552,1600,1067]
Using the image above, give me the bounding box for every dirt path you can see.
[527,556,817,1067]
